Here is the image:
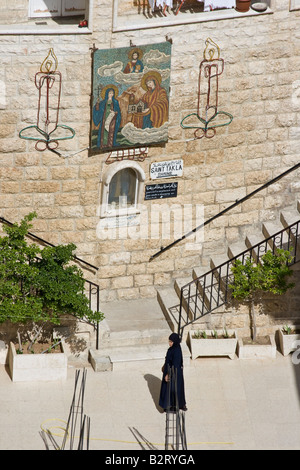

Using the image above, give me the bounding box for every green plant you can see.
[0,213,104,350]
[192,330,202,339]
[229,249,294,342]
[212,329,218,339]
[223,328,229,338]
[192,330,210,339]
[282,325,292,335]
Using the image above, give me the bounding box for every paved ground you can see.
[1,351,300,451]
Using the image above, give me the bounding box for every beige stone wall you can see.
[0,0,300,316]
[0,0,28,24]
[191,265,300,337]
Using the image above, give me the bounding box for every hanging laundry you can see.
[148,0,234,13]
[203,0,234,10]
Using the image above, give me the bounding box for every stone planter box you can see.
[237,335,276,359]
[278,328,300,356]
[0,340,8,365]
[188,330,238,360]
[8,342,68,382]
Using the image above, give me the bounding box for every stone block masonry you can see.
[0,0,299,309]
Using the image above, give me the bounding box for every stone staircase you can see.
[88,203,300,371]
[88,297,190,371]
[157,203,300,338]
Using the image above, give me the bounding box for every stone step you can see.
[89,342,191,371]
[262,220,290,251]
[210,255,229,271]
[209,255,232,298]
[95,297,174,354]
[157,286,181,332]
[245,233,265,262]
[280,208,300,229]
[174,276,194,298]
[155,202,300,339]
[192,266,208,281]
[280,210,300,246]
[192,266,215,313]
[174,277,204,323]
[99,327,171,348]
[228,241,248,260]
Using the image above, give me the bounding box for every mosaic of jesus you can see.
[91,42,172,152]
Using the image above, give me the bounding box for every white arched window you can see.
[100,161,145,218]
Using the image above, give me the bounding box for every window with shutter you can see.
[0,0,91,33]
[29,0,86,18]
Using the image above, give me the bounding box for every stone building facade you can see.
[0,0,300,334]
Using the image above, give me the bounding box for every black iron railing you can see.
[177,220,300,336]
[150,162,300,262]
[85,279,101,349]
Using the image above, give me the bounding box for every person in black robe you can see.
[159,333,187,412]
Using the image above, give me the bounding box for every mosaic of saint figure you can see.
[91,42,171,151]
[123,48,144,74]
[93,85,121,149]
[132,71,169,129]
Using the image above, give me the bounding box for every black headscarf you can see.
[169,333,181,347]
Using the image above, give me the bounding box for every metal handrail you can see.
[150,162,300,262]
[178,220,300,336]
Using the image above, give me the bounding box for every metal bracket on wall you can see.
[105,147,149,164]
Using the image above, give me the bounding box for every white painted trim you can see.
[290,0,300,10]
[103,161,146,187]
[100,161,146,218]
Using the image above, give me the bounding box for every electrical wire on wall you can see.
[47,146,90,159]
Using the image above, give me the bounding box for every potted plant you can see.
[229,249,295,358]
[0,213,104,382]
[188,328,238,360]
[278,325,300,357]
[8,337,68,382]
[235,0,251,12]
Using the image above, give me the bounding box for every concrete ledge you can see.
[0,340,8,365]
[89,350,112,372]
[237,335,276,359]
[89,343,190,371]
